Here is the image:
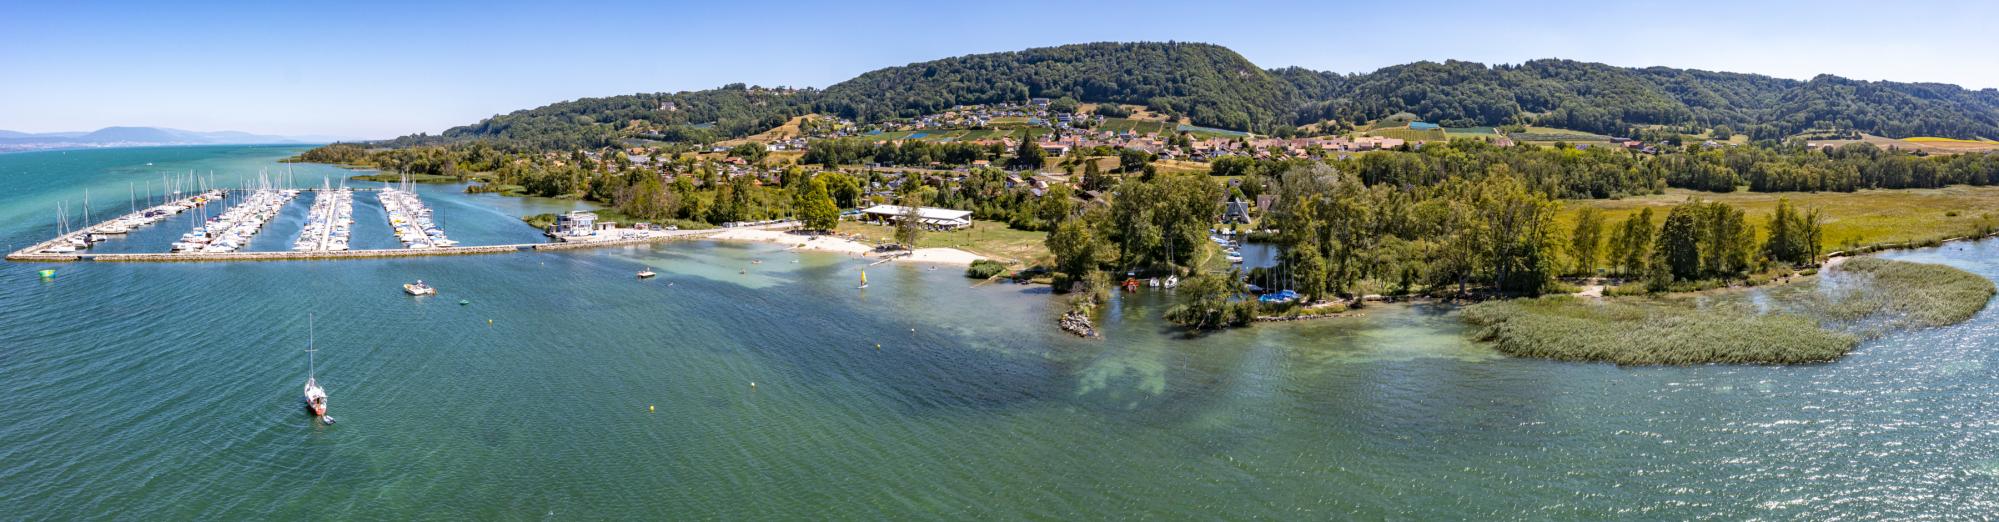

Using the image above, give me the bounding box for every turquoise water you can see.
[3,146,1998,518]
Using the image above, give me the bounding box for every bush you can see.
[964,259,1008,279]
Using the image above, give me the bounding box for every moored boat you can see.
[403,280,436,296]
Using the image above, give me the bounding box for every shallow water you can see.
[2,146,1996,518]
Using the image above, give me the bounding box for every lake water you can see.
[2,146,1997,518]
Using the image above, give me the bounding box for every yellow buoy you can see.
[487,319,494,325]
[750,382,757,388]
[649,405,655,412]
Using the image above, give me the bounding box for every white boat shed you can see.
[859,205,974,230]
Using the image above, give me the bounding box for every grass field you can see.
[1509,126,1610,146]
[835,219,1049,264]
[1905,136,1999,144]
[717,115,810,146]
[1805,133,1999,155]
[1151,159,1212,175]
[1443,126,1498,139]
[1175,124,1250,138]
[860,128,1025,143]
[1100,118,1174,135]
[1558,186,1999,253]
[1362,128,1448,142]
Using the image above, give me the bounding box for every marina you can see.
[378,179,456,249]
[292,182,354,252]
[169,186,299,253]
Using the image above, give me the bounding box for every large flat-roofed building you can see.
[859,205,974,230]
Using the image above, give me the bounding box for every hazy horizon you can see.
[4,0,1994,139]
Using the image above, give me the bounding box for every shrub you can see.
[964,259,1008,279]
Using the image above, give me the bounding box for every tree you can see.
[1046,212,1107,289]
[1164,269,1255,329]
[824,172,863,208]
[796,177,840,231]
[1764,197,1823,266]
[1608,208,1655,276]
[1035,184,1076,227]
[618,172,677,221]
[1570,206,1605,275]
[728,143,769,164]
[1654,203,1705,282]
[1012,134,1047,170]
[1080,159,1112,192]
[1118,148,1151,173]
[893,196,923,248]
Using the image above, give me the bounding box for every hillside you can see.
[405,42,1999,149]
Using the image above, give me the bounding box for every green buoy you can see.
[459,299,470,306]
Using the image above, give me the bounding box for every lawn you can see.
[835,219,1049,264]
[1557,186,1999,254]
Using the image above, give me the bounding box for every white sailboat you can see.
[302,315,330,423]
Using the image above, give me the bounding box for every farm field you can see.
[1556,186,1999,254]
[1808,133,1999,155]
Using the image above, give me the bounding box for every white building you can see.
[859,205,974,230]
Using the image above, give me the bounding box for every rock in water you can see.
[1059,309,1099,338]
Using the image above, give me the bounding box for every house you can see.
[1221,198,1252,224]
[553,211,597,237]
[859,205,975,230]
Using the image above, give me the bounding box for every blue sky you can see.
[2,0,1993,139]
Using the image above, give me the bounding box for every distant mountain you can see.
[399,41,1999,149]
[0,126,319,152]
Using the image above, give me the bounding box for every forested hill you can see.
[813,42,1307,132]
[399,42,1999,149]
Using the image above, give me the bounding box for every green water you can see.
[3,146,1998,518]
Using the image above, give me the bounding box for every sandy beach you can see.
[706,228,984,265]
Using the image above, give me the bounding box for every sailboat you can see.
[302,315,331,423]
[858,270,869,289]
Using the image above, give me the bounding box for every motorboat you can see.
[403,280,436,296]
[638,268,657,279]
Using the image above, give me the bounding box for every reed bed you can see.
[1464,259,1995,365]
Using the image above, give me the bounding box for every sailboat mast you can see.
[307,313,317,379]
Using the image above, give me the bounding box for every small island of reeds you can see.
[1463,258,1996,365]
